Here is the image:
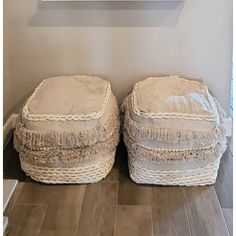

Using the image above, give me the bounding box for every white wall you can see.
[3,0,233,120]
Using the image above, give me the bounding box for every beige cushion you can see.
[129,76,220,131]
[22,75,115,131]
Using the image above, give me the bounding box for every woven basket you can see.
[20,151,116,184]
[128,153,221,186]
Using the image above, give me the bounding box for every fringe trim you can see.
[15,127,120,165]
[123,102,225,148]
[15,104,120,150]
[123,131,227,163]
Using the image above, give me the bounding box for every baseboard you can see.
[3,114,19,149]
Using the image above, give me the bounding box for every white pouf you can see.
[123,76,227,186]
[14,75,120,184]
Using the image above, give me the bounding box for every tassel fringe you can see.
[123,102,225,148]
[123,131,227,163]
[15,105,119,150]
[15,127,120,165]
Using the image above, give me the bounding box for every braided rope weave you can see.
[128,154,220,186]
[20,151,115,184]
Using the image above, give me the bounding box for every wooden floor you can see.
[3,138,233,236]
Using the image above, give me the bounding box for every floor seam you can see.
[213,187,231,236]
[37,203,49,235]
[183,187,193,236]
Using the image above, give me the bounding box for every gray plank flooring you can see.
[152,187,190,236]
[4,139,233,236]
[77,182,117,236]
[115,205,153,236]
[222,208,233,236]
[184,186,229,236]
[215,149,233,208]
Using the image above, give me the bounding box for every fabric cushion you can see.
[129,76,220,131]
[22,75,115,131]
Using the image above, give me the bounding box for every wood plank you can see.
[16,182,53,205]
[184,186,229,236]
[222,208,233,236]
[3,179,18,234]
[3,179,18,211]
[6,204,47,236]
[152,187,190,236]
[39,231,76,236]
[118,153,152,205]
[4,183,24,217]
[41,185,86,231]
[115,205,152,236]
[77,182,118,236]
[215,150,233,208]
[3,216,8,233]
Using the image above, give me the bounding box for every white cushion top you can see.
[132,76,218,120]
[22,75,111,121]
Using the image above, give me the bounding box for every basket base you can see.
[20,151,115,184]
[128,155,221,186]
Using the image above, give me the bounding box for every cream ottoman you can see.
[123,76,227,186]
[14,75,120,184]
